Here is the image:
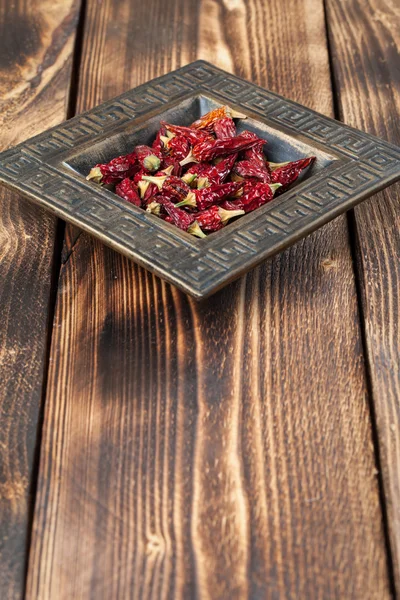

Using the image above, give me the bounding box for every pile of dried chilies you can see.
[87,106,316,238]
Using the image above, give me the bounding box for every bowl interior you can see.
[64,94,338,180]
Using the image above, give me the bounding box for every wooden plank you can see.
[26,0,392,597]
[0,1,81,598]
[326,0,400,589]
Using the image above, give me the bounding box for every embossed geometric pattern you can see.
[0,60,399,298]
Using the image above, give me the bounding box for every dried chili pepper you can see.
[203,154,237,187]
[195,167,223,189]
[213,117,236,139]
[152,126,167,155]
[87,152,138,184]
[221,181,281,213]
[164,176,192,201]
[191,106,246,130]
[133,168,148,184]
[134,145,161,171]
[142,174,191,202]
[115,178,141,206]
[166,136,191,162]
[195,205,245,232]
[176,181,243,211]
[233,160,271,183]
[240,130,268,167]
[183,162,211,178]
[138,180,159,202]
[160,198,194,230]
[180,134,264,166]
[183,161,223,189]
[160,155,182,176]
[158,130,175,148]
[271,157,315,188]
[158,197,206,238]
[193,154,237,188]
[161,121,212,145]
[134,165,171,184]
[135,167,173,194]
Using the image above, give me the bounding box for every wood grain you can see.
[26,0,392,598]
[0,1,81,598]
[326,0,400,589]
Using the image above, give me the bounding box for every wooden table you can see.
[0,0,399,598]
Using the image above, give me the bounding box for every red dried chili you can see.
[115,178,141,206]
[197,154,237,188]
[158,197,206,238]
[221,181,281,213]
[191,106,246,130]
[133,168,148,184]
[134,145,161,172]
[165,136,190,162]
[142,174,191,202]
[176,181,243,211]
[195,205,245,232]
[183,162,211,179]
[233,160,271,183]
[182,155,236,189]
[240,130,268,169]
[86,152,138,184]
[160,155,182,176]
[181,134,265,165]
[213,117,236,139]
[152,126,167,155]
[138,180,159,202]
[271,157,315,188]
[161,121,212,145]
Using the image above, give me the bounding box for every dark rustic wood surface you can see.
[0,1,81,598]
[326,0,400,590]
[21,0,395,598]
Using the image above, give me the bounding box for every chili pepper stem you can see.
[187,221,207,238]
[269,183,283,194]
[146,201,161,215]
[161,165,174,175]
[231,186,244,198]
[197,176,210,189]
[143,154,161,172]
[227,106,247,119]
[229,107,247,119]
[181,173,197,185]
[179,150,198,166]
[268,161,290,170]
[231,173,245,183]
[218,207,245,224]
[160,132,176,145]
[138,180,150,198]
[142,174,167,190]
[175,191,197,208]
[86,166,102,183]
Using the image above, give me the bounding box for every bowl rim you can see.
[1,60,399,299]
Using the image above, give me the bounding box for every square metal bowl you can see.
[1,60,399,299]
